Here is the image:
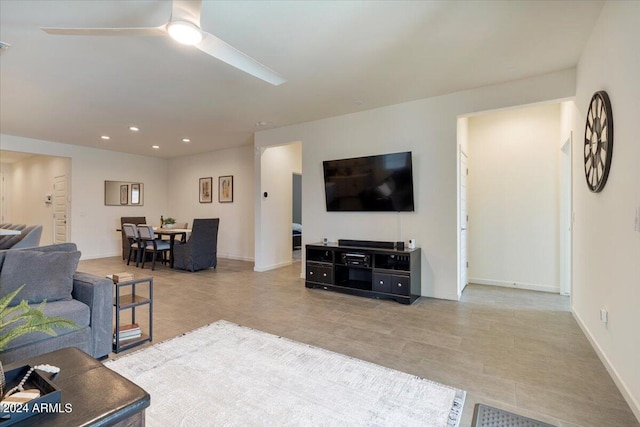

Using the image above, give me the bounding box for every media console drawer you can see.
[391,275,410,295]
[372,273,392,293]
[373,272,410,295]
[307,264,333,285]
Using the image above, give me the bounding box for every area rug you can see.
[105,320,466,426]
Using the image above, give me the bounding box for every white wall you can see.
[167,145,255,261]
[0,134,168,259]
[254,142,302,271]
[467,103,561,293]
[571,1,640,419]
[7,154,71,246]
[255,69,576,300]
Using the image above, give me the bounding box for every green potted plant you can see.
[0,285,78,399]
[163,217,176,229]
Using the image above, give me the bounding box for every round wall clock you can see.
[584,91,614,193]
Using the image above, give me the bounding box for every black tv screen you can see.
[323,151,415,212]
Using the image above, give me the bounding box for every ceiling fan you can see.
[40,0,286,86]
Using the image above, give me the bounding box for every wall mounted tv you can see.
[323,151,415,212]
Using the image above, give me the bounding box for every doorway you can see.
[459,102,571,296]
[254,141,302,272]
[292,173,302,260]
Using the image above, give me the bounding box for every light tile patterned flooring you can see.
[79,256,639,427]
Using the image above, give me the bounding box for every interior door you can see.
[459,151,469,295]
[54,175,68,243]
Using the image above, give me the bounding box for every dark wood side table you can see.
[4,347,150,426]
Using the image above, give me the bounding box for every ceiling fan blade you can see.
[196,32,286,86]
[171,0,202,25]
[41,27,166,36]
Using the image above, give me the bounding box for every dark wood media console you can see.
[305,242,421,304]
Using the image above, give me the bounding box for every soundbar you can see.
[338,239,395,249]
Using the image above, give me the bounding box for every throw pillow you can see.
[0,250,81,306]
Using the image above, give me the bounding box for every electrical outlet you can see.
[600,308,608,324]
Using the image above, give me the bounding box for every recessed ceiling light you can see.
[182,138,191,143]
[101,135,110,140]
[152,145,160,149]
[167,21,203,45]
[129,126,139,132]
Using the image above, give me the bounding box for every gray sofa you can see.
[0,243,112,364]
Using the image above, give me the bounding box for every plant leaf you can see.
[0,287,79,352]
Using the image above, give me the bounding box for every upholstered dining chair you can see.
[172,218,219,272]
[137,224,171,271]
[122,223,142,267]
[120,216,146,260]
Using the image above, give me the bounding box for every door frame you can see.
[560,132,573,296]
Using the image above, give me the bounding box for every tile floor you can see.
[79,256,639,427]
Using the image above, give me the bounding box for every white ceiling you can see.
[0,0,603,159]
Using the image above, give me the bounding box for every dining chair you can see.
[137,224,171,271]
[176,222,188,242]
[122,223,142,267]
[172,218,219,272]
[120,216,146,260]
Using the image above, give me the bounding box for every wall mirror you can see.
[104,181,144,206]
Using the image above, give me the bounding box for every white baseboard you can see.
[80,253,254,262]
[218,253,254,262]
[469,277,560,293]
[80,251,120,260]
[572,309,640,422]
[254,260,292,272]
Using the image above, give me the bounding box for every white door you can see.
[459,150,469,296]
[54,175,68,243]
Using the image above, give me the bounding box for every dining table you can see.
[153,227,191,268]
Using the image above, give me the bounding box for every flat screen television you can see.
[323,151,415,212]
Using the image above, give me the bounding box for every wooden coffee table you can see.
[4,347,150,426]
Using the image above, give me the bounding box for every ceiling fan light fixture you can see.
[167,21,202,46]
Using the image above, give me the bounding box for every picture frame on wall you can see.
[219,175,233,203]
[120,185,128,205]
[199,177,213,203]
[131,183,140,204]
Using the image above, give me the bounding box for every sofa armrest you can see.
[72,272,113,358]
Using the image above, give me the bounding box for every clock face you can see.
[584,91,614,193]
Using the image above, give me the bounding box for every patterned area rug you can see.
[106,320,466,426]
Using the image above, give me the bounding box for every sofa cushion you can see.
[2,299,90,351]
[0,250,81,306]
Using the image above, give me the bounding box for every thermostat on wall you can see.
[43,194,52,204]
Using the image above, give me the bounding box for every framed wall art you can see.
[119,184,128,205]
[219,175,233,203]
[199,177,213,203]
[131,183,140,204]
